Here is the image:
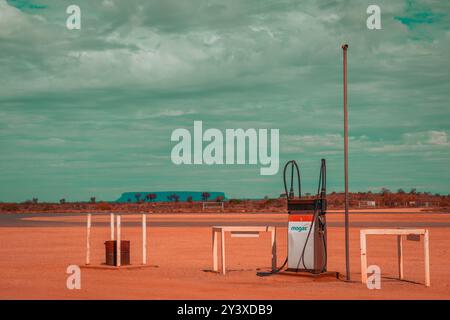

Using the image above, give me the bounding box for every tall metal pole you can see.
[86,214,91,265]
[342,44,350,281]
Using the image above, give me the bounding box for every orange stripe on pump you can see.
[288,214,313,222]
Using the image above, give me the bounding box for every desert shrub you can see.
[228,199,242,205]
[264,198,284,207]
[96,202,112,211]
[1,203,20,212]
[41,204,54,211]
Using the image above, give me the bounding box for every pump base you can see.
[282,270,340,280]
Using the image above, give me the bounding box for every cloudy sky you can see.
[0,0,449,202]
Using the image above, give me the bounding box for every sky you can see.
[0,0,449,202]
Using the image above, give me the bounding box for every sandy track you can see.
[1,212,450,299]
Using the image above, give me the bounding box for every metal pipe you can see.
[342,43,350,281]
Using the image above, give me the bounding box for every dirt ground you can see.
[1,211,450,299]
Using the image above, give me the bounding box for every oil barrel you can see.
[105,240,130,266]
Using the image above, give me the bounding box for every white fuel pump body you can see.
[288,215,315,270]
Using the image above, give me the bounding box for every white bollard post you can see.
[86,214,91,265]
[117,215,121,267]
[110,213,115,240]
[142,214,147,265]
[397,235,404,280]
[360,231,368,284]
[424,230,430,287]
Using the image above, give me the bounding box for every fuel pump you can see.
[258,159,327,276]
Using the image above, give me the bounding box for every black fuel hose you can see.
[283,160,301,199]
[296,159,327,273]
[257,160,300,277]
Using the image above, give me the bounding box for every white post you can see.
[271,227,277,271]
[212,229,218,272]
[221,230,226,275]
[424,230,430,287]
[86,214,91,265]
[110,213,115,240]
[142,214,147,265]
[360,231,367,284]
[397,235,404,280]
[117,215,121,267]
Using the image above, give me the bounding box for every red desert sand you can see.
[1,211,450,299]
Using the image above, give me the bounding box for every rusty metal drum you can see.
[105,240,130,266]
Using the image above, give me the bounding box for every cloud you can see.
[366,131,450,154]
[428,131,449,145]
[282,134,341,153]
[0,0,449,201]
[394,0,446,29]
[403,130,449,146]
[283,131,449,157]
[6,0,47,11]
